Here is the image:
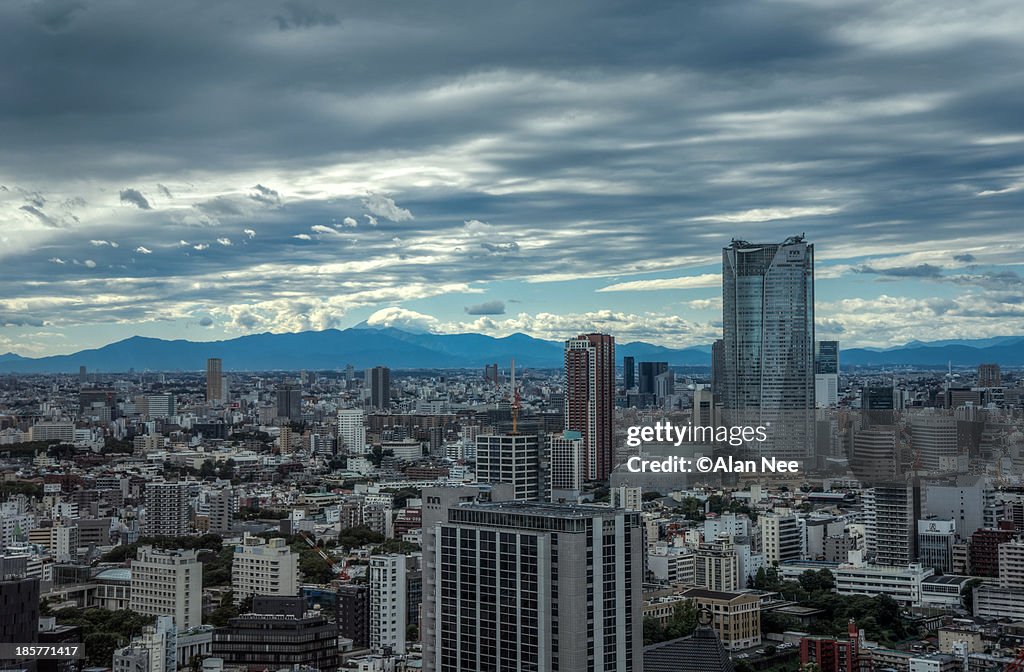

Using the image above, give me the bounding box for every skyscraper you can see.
[276,383,302,420]
[721,236,815,463]
[638,361,668,396]
[912,411,958,471]
[623,356,635,390]
[370,366,391,410]
[564,333,615,481]
[143,481,190,537]
[863,385,896,426]
[864,483,919,566]
[476,434,541,501]
[711,339,725,399]
[205,357,223,404]
[850,425,899,485]
[337,408,367,454]
[369,554,409,654]
[424,500,642,672]
[814,340,839,408]
[978,363,1001,387]
[549,431,584,502]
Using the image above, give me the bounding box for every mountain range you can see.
[0,328,1021,373]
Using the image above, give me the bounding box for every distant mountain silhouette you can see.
[840,337,1024,367]
[0,328,709,372]
[0,329,1020,373]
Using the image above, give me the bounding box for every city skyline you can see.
[5,3,1024,672]
[3,1,1024,356]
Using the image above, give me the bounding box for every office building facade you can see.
[232,534,299,604]
[212,596,337,671]
[425,500,642,672]
[475,434,541,501]
[130,546,202,631]
[721,236,815,463]
[337,408,367,454]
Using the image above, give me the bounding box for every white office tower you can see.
[611,486,643,511]
[999,539,1024,590]
[130,546,202,631]
[143,481,190,537]
[814,340,839,408]
[337,409,367,454]
[705,512,752,541]
[231,534,299,605]
[918,519,956,573]
[476,434,541,501]
[205,487,235,535]
[924,480,996,540]
[696,538,739,591]
[815,375,839,408]
[0,497,34,547]
[911,411,958,471]
[864,484,917,566]
[648,543,696,585]
[548,431,583,503]
[423,500,642,672]
[369,554,408,655]
[721,236,815,463]
[144,394,176,419]
[759,512,803,565]
[140,616,177,672]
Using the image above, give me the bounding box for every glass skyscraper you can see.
[721,235,815,463]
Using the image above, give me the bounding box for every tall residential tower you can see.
[564,333,615,481]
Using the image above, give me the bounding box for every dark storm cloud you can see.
[31,0,86,32]
[250,184,281,206]
[19,204,60,228]
[119,189,151,210]
[480,242,520,255]
[0,314,46,327]
[465,301,506,316]
[953,253,976,263]
[854,264,946,279]
[2,0,1024,340]
[194,196,246,218]
[273,0,339,31]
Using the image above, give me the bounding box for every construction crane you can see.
[298,530,350,580]
[1003,647,1024,672]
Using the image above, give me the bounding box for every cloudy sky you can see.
[3,0,1024,356]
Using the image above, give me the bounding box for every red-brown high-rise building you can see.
[800,621,863,672]
[970,522,1017,578]
[564,333,615,481]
